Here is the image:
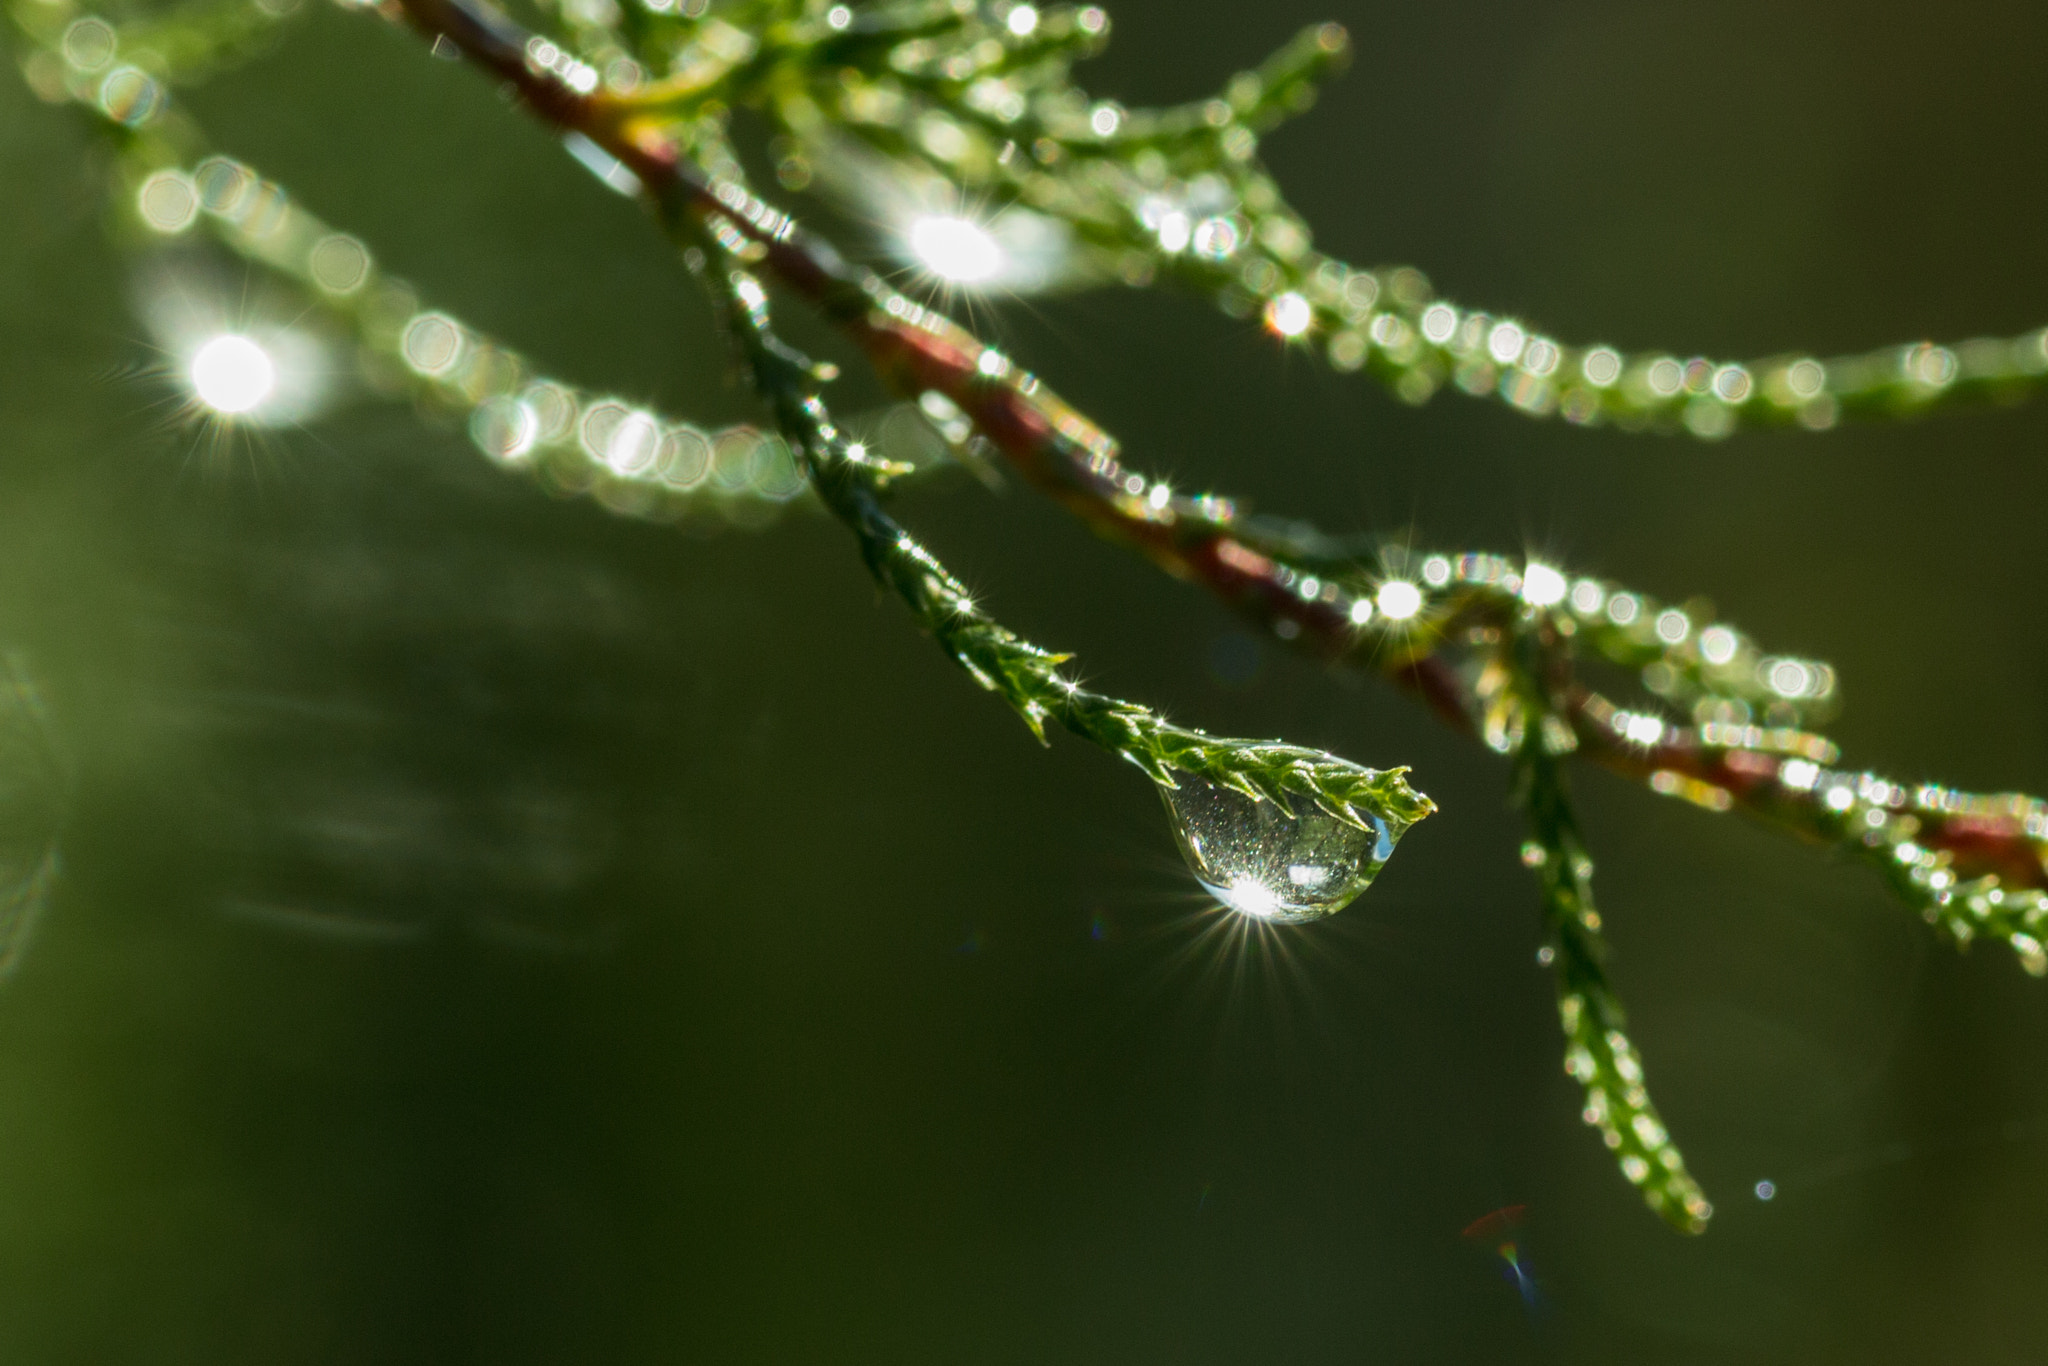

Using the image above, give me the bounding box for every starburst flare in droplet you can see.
[908,215,1003,285]
[188,333,276,414]
[1158,773,1409,923]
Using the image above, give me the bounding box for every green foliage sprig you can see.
[691,213,1433,835]
[1509,619,1711,1232]
[714,0,2048,436]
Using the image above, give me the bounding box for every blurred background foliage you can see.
[1,0,2046,1360]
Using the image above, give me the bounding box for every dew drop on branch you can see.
[1158,773,1401,923]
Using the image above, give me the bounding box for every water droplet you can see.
[98,67,165,127]
[189,335,276,415]
[136,171,199,234]
[1159,773,1402,923]
[908,215,1001,284]
[309,234,371,295]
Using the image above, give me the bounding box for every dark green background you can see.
[3,0,2046,1360]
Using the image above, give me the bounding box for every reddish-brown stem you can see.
[1568,689,2044,890]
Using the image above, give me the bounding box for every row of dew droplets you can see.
[117,136,812,528]
[400,305,809,524]
[1159,774,1405,923]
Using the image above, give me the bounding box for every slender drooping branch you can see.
[680,154,1434,841]
[11,0,820,522]
[1504,615,1711,1231]
[147,149,816,522]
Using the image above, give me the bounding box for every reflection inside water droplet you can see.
[1159,773,1402,923]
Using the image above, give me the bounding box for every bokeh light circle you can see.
[189,334,276,415]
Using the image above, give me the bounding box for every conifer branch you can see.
[1508,621,1710,1233]
[151,139,817,523]
[8,31,819,523]
[358,0,2046,1231]
[272,0,2048,1210]
[671,0,2048,437]
[361,0,2048,961]
[9,0,2046,1233]
[686,159,1434,837]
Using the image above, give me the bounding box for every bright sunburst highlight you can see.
[189,334,276,415]
[908,215,1003,284]
[1376,579,1424,621]
[1219,875,1281,919]
[1264,291,1313,338]
[1520,562,1568,607]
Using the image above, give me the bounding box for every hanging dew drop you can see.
[1158,773,1405,923]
